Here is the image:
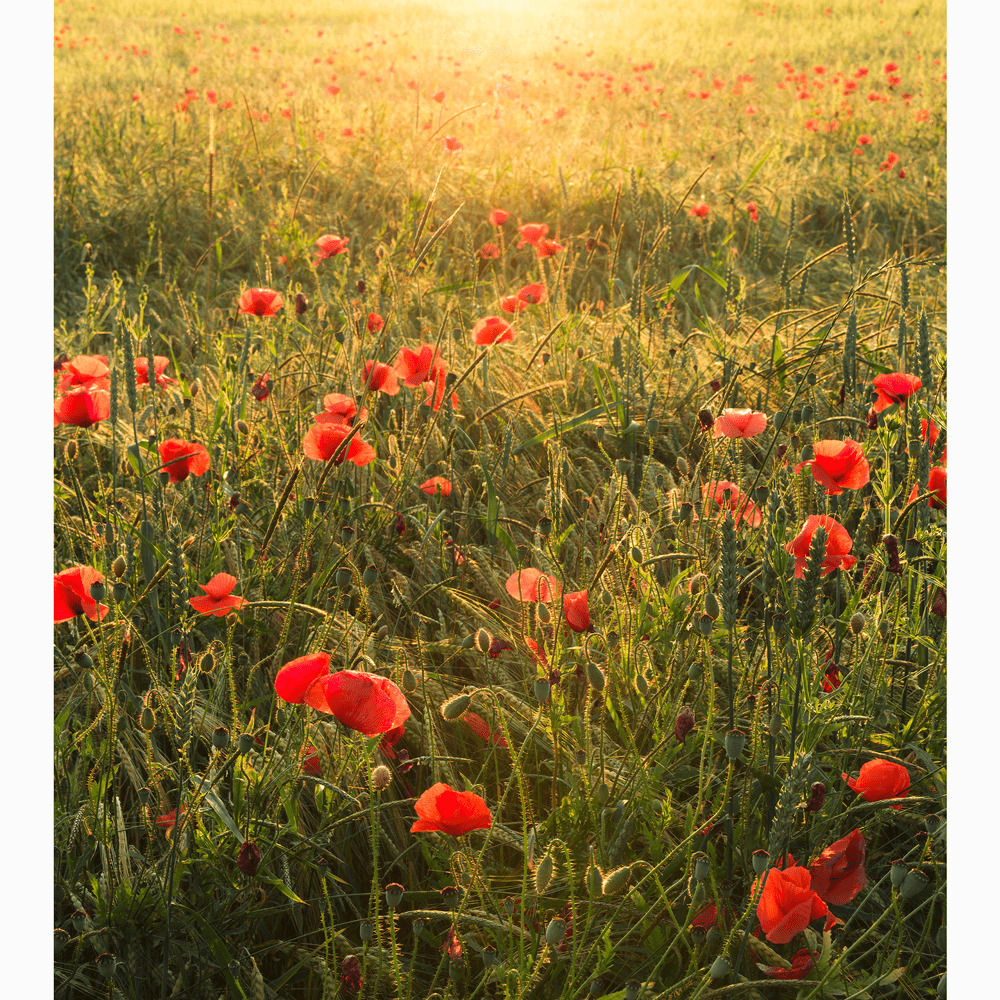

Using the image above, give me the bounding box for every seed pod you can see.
[850,611,866,635]
[441,694,472,721]
[371,765,392,791]
[475,628,491,653]
[362,566,379,587]
[709,955,731,981]
[212,726,230,749]
[725,729,747,761]
[385,883,404,909]
[602,866,631,895]
[586,852,603,897]
[752,850,770,876]
[534,677,551,703]
[544,918,567,946]
[402,668,417,692]
[586,661,606,691]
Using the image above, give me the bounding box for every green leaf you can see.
[512,406,604,454]
[202,788,244,843]
[736,147,774,195]
[771,333,787,391]
[265,877,307,905]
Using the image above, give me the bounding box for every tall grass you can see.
[54,2,946,998]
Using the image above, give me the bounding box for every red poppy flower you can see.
[689,203,710,218]
[431,89,446,102]
[563,590,592,632]
[251,371,273,401]
[189,573,247,616]
[784,515,857,578]
[275,653,330,703]
[314,234,349,262]
[410,782,492,836]
[361,360,401,395]
[54,565,110,623]
[808,829,866,905]
[704,480,762,528]
[822,662,842,692]
[158,439,210,483]
[794,439,870,495]
[871,372,922,412]
[535,239,564,259]
[443,135,463,153]
[302,745,323,776]
[395,344,444,388]
[303,669,410,736]
[516,223,549,248]
[155,805,187,835]
[500,294,528,314]
[135,356,179,388]
[463,711,509,748]
[746,201,760,223]
[842,760,910,809]
[517,282,547,305]
[478,242,501,259]
[238,287,284,316]
[713,408,767,438]
[366,312,384,333]
[505,568,561,603]
[423,370,459,412]
[54,387,111,428]
[762,948,819,980]
[420,476,453,497]
[754,866,834,944]
[56,355,110,393]
[472,316,514,346]
[908,466,947,509]
[314,393,363,426]
[919,417,943,458]
[488,209,509,226]
[302,423,376,465]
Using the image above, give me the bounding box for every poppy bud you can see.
[806,781,826,811]
[139,706,156,732]
[476,628,491,653]
[596,426,605,443]
[236,840,261,877]
[537,601,551,625]
[692,853,711,880]
[385,883,404,909]
[595,783,610,805]
[698,408,714,431]
[95,954,117,980]
[687,661,703,680]
[236,419,249,436]
[850,611,866,635]
[371,765,392,791]
[867,408,878,429]
[636,672,648,695]
[159,471,171,487]
[586,661,606,691]
[401,668,417,692]
[677,456,689,475]
[674,706,695,743]
[109,555,127,579]
[441,693,472,720]
[64,439,78,462]
[238,733,254,754]
[544,917,567,946]
[769,711,783,738]
[931,588,946,618]
[295,293,308,315]
[534,677,551,703]
[704,591,720,620]
[212,726,230,749]
[725,729,746,761]
[606,631,620,649]
[709,956,731,980]
[362,566,379,587]
[602,866,631,895]
[359,921,374,942]
[706,926,723,947]
[535,853,554,895]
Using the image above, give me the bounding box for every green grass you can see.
[54,1,946,997]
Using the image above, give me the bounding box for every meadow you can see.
[53,0,947,997]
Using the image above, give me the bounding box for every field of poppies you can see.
[54,1,947,997]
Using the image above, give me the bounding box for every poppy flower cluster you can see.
[515,222,563,260]
[504,569,592,633]
[275,654,410,738]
